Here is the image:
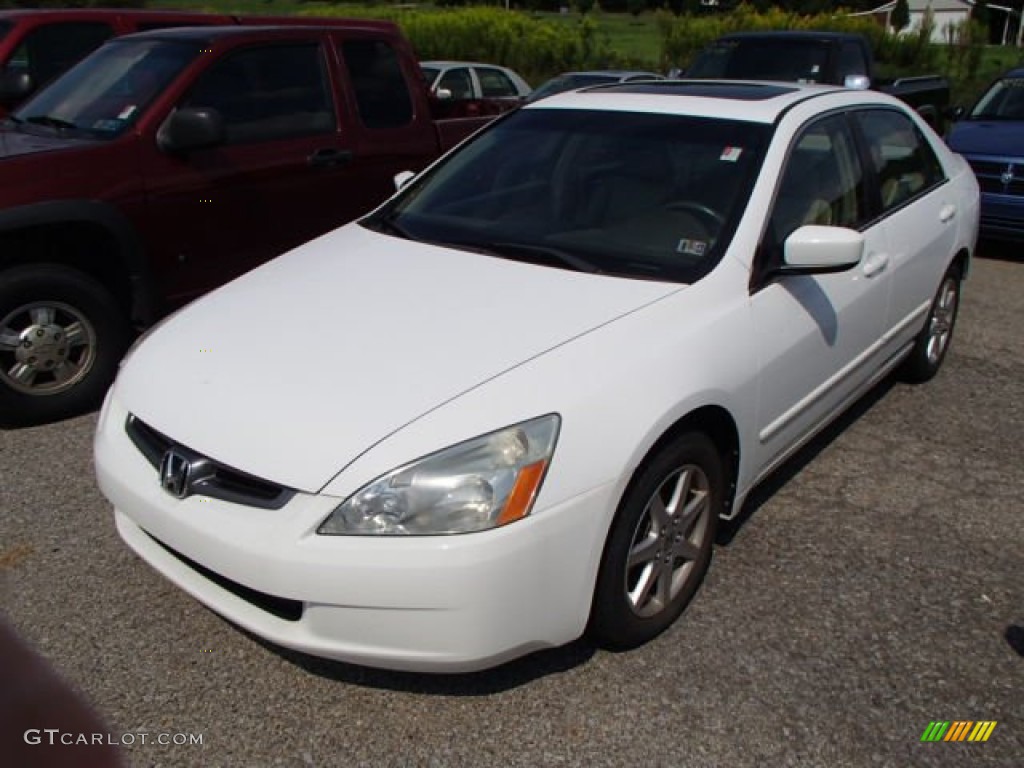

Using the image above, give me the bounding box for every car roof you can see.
[716,30,864,43]
[116,21,394,44]
[421,61,515,69]
[0,9,218,19]
[558,70,661,78]
[523,79,862,123]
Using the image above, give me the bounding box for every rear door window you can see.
[340,39,414,130]
[855,109,945,214]
[475,67,518,97]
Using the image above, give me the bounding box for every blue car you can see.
[946,68,1024,241]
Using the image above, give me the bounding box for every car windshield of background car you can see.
[364,108,769,284]
[690,40,831,84]
[970,77,1024,120]
[12,39,197,138]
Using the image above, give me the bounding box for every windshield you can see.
[11,39,197,138]
[363,108,769,284]
[970,76,1024,120]
[689,40,831,84]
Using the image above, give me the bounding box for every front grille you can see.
[126,414,295,510]
[147,532,303,622]
[965,157,1024,197]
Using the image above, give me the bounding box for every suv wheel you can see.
[0,265,129,427]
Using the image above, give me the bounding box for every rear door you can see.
[334,33,441,210]
[141,35,356,302]
[853,108,955,351]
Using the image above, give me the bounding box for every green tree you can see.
[891,0,910,33]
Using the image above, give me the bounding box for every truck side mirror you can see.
[0,70,33,107]
[393,170,416,191]
[843,74,871,91]
[944,105,966,122]
[157,107,225,153]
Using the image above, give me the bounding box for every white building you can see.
[856,0,1019,45]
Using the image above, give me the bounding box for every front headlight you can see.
[318,414,560,536]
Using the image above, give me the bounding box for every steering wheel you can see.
[664,201,726,233]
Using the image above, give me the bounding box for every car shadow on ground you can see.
[246,628,598,695]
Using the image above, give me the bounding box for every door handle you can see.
[308,148,353,168]
[862,251,889,278]
[939,204,957,223]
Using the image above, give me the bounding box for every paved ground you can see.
[1,247,1021,768]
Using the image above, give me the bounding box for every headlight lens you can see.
[318,414,560,536]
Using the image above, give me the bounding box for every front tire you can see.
[900,264,961,384]
[589,432,723,650]
[0,265,129,428]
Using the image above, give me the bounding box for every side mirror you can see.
[393,170,416,191]
[0,69,33,107]
[782,225,863,274]
[156,107,225,153]
[843,74,871,91]
[434,87,453,101]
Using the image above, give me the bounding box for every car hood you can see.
[946,120,1024,158]
[0,125,100,158]
[116,224,680,493]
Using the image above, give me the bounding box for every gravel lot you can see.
[1,247,1021,768]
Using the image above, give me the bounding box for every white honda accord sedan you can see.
[95,81,979,672]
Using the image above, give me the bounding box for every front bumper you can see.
[95,394,614,672]
[979,191,1024,241]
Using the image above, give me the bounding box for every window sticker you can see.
[720,146,743,162]
[676,238,707,257]
[117,105,137,120]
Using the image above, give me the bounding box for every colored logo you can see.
[920,721,997,742]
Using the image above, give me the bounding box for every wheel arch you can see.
[0,201,159,327]
[624,404,741,522]
[950,246,971,281]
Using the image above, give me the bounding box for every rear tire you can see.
[589,432,723,650]
[900,264,961,384]
[0,265,129,428]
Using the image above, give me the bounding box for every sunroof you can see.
[590,81,799,101]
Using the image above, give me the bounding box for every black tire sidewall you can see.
[590,432,723,650]
[0,265,129,427]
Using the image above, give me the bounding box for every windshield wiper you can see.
[24,115,78,131]
[475,241,602,274]
[368,212,413,240]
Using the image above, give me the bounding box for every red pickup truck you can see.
[0,22,487,427]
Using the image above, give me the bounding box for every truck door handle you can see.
[308,148,352,168]
[939,204,956,222]
[862,251,889,278]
